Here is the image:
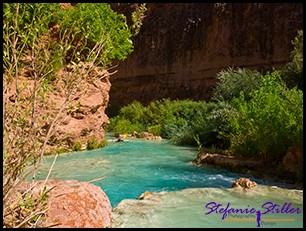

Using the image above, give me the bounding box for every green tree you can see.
[52,3,135,67]
[3,3,146,228]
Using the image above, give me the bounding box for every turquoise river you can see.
[31,134,303,228]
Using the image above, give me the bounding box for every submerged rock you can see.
[231,178,257,189]
[137,191,154,200]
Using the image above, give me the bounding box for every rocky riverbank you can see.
[193,146,303,189]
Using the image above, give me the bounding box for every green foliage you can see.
[227,71,303,161]
[202,101,235,149]
[109,67,302,166]
[98,139,108,148]
[291,30,303,72]
[3,3,61,78]
[117,100,147,125]
[169,123,196,145]
[3,3,143,78]
[212,67,263,101]
[148,124,161,136]
[167,101,209,146]
[52,3,134,67]
[15,185,49,227]
[73,141,82,151]
[3,3,146,228]
[131,3,147,36]
[193,134,203,152]
[108,98,210,146]
[281,30,303,90]
[3,3,60,50]
[55,147,70,154]
[87,137,98,150]
[108,118,146,134]
[87,137,108,150]
[109,66,302,166]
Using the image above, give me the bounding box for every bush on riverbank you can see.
[87,137,108,150]
[107,70,303,163]
[107,98,211,146]
[107,31,303,176]
[226,70,303,161]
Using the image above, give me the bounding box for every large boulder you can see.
[16,180,112,228]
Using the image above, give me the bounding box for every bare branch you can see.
[42,154,58,187]
[15,208,49,228]
[87,176,107,184]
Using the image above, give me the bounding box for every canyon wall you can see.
[108,3,303,115]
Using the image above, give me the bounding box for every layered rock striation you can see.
[108,3,303,114]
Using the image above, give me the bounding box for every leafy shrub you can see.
[98,139,108,148]
[131,3,147,36]
[3,3,60,51]
[55,148,70,154]
[169,123,196,145]
[87,137,108,150]
[212,67,263,101]
[87,137,99,150]
[144,98,176,127]
[202,101,235,149]
[117,100,147,125]
[154,99,209,144]
[227,71,303,161]
[108,118,146,134]
[108,98,210,146]
[3,3,61,78]
[52,3,134,66]
[73,141,82,151]
[148,124,161,136]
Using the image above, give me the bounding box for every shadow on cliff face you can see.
[108,3,303,113]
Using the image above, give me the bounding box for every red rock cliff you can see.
[108,3,303,114]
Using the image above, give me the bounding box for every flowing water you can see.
[31,134,303,228]
[112,186,303,228]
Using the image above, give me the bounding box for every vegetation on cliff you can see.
[107,30,303,181]
[3,3,146,228]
